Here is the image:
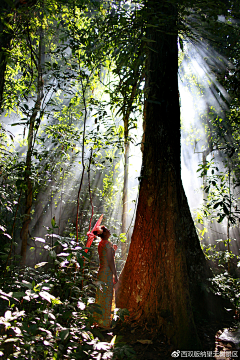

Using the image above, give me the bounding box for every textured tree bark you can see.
[116,1,213,349]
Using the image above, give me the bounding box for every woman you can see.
[93,225,118,329]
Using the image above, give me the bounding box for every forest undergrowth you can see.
[0,231,135,360]
[0,225,240,360]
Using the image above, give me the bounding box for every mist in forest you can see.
[179,40,240,256]
[2,33,239,264]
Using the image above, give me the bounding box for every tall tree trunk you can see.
[116,1,217,349]
[121,131,129,260]
[20,30,44,265]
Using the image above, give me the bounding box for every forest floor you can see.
[98,319,239,360]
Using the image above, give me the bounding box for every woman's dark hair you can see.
[93,226,106,239]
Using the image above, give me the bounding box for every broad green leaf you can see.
[12,292,26,299]
[35,262,48,268]
[22,281,33,289]
[60,329,70,341]
[39,291,55,303]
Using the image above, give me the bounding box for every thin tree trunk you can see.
[116,1,219,349]
[121,79,139,259]
[58,167,64,235]
[121,140,129,259]
[76,78,87,244]
[227,168,231,272]
[0,51,8,113]
[202,105,213,201]
[20,29,44,265]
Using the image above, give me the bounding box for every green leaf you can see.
[213,202,222,209]
[12,292,25,299]
[16,179,22,188]
[179,37,184,51]
[218,214,226,223]
[51,217,56,227]
[223,204,229,215]
[120,233,127,242]
[22,281,33,289]
[88,304,102,315]
[77,254,83,268]
[117,308,129,322]
[67,253,73,261]
[4,338,19,343]
[60,329,70,341]
[35,262,48,269]
[39,291,55,303]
